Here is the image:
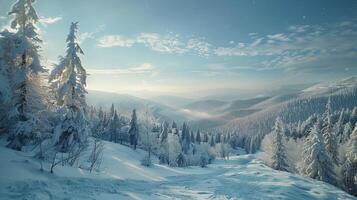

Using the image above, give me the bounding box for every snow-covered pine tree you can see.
[128,109,139,149]
[107,110,121,142]
[351,107,357,129]
[109,104,115,118]
[6,0,48,150]
[49,22,89,153]
[342,123,357,195]
[335,109,345,143]
[321,98,339,164]
[196,129,201,144]
[203,132,209,143]
[342,122,353,143]
[301,121,337,185]
[271,117,289,171]
[0,31,15,134]
[181,123,191,154]
[190,131,195,143]
[210,135,215,147]
[160,121,169,144]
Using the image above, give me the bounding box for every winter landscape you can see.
[0,0,357,199]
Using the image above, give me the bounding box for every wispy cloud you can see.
[97,33,213,56]
[39,16,62,26]
[78,24,105,44]
[87,63,159,76]
[98,32,187,54]
[186,38,211,57]
[97,35,135,47]
[214,19,357,72]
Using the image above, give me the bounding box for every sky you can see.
[1,0,357,98]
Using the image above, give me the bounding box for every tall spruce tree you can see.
[128,109,139,149]
[6,0,47,150]
[301,121,337,185]
[343,124,357,195]
[195,129,201,144]
[49,22,89,152]
[271,117,289,171]
[322,98,338,164]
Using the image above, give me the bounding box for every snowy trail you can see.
[0,142,356,200]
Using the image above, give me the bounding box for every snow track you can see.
[0,141,356,200]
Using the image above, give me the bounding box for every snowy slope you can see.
[0,141,355,200]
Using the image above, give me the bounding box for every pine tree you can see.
[351,107,357,129]
[6,0,47,150]
[190,131,195,143]
[181,123,191,154]
[203,132,209,143]
[210,135,215,147]
[109,103,115,118]
[271,117,289,171]
[321,98,338,164]
[195,129,201,144]
[128,109,139,149]
[107,110,121,143]
[160,121,169,144]
[342,122,353,143]
[335,109,345,143]
[49,22,88,152]
[301,121,337,185]
[342,124,357,195]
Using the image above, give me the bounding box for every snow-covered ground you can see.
[0,141,355,200]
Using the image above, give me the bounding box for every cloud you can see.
[214,19,357,73]
[87,63,159,76]
[97,32,214,56]
[78,24,105,44]
[39,16,62,26]
[186,38,212,57]
[98,32,187,54]
[267,33,290,42]
[97,35,135,47]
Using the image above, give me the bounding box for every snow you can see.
[0,140,355,200]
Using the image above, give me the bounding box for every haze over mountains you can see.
[87,76,357,130]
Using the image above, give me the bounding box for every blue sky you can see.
[1,0,357,97]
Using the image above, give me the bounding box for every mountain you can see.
[149,95,194,109]
[87,90,189,123]
[219,76,357,151]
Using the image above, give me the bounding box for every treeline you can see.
[221,86,357,154]
[260,99,357,196]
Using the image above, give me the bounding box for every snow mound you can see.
[0,141,356,200]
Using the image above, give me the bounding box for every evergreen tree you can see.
[107,110,121,143]
[195,129,201,144]
[301,122,337,185]
[50,22,88,152]
[342,122,353,143]
[321,98,338,164]
[271,117,289,171]
[190,131,195,143]
[215,133,221,143]
[351,107,357,129]
[160,121,169,144]
[210,135,215,147]
[203,132,209,143]
[335,109,345,143]
[342,124,357,195]
[6,0,47,150]
[181,123,191,154]
[128,109,138,149]
[109,103,115,118]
